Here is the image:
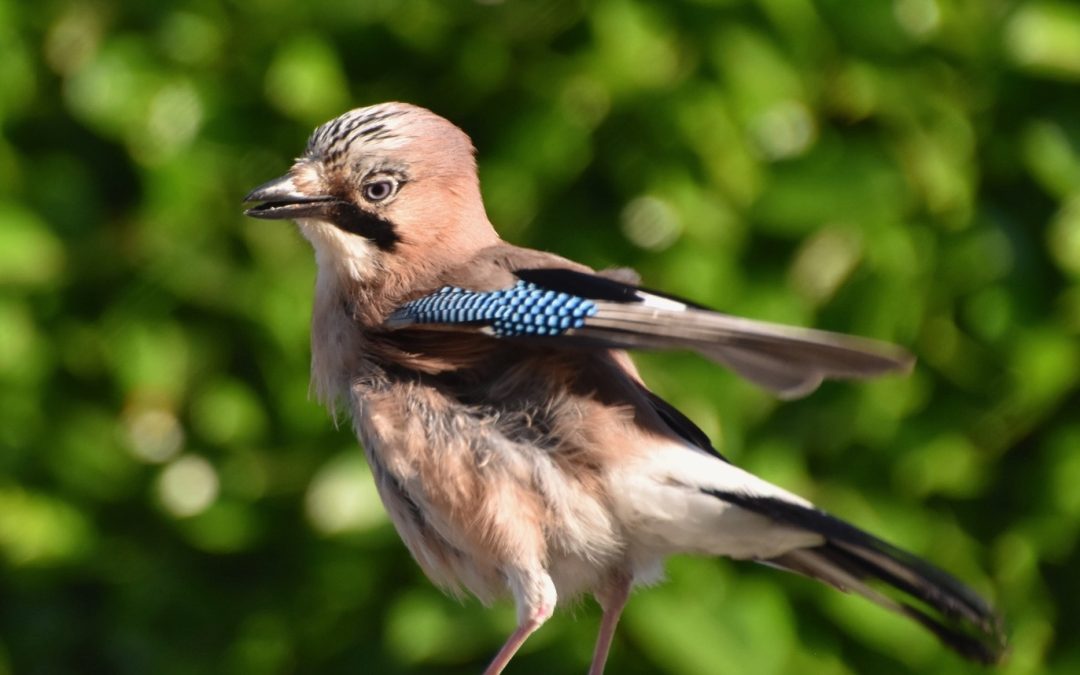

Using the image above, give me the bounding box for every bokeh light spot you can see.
[305,453,386,535]
[752,100,816,160]
[124,405,185,464]
[621,195,682,251]
[138,79,204,164]
[893,0,941,38]
[158,455,220,518]
[789,225,863,305]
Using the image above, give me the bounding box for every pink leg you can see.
[589,576,632,675]
[481,604,553,675]
[483,572,556,675]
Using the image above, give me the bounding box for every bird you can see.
[244,101,1006,673]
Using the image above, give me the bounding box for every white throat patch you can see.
[297,217,381,282]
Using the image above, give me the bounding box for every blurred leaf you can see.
[0,488,94,566]
[0,203,65,287]
[190,378,268,446]
[1006,1,1080,81]
[265,34,348,123]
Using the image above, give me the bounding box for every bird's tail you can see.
[705,489,1007,664]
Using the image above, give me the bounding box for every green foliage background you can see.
[2,0,1079,673]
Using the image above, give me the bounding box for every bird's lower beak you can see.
[243,174,338,220]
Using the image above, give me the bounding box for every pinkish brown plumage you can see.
[245,102,1005,673]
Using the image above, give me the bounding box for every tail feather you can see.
[705,489,1007,663]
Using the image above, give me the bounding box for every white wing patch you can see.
[637,291,688,312]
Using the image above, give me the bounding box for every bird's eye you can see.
[363,179,396,202]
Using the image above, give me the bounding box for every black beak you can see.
[243,174,338,220]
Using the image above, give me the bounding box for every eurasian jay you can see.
[244,102,1005,673]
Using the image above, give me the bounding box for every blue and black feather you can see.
[392,280,599,337]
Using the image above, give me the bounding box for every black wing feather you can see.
[516,267,709,308]
[640,388,730,463]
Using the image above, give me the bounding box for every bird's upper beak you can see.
[243,173,338,220]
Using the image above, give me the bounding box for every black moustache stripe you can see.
[326,201,400,251]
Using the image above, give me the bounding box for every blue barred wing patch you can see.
[390,280,598,337]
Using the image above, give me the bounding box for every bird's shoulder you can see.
[428,243,639,294]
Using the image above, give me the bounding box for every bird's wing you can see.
[383,248,913,399]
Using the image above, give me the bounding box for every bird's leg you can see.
[481,606,552,675]
[482,571,556,675]
[588,574,632,675]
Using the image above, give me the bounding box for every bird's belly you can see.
[349,377,625,605]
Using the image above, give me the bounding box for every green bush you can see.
[2,1,1076,673]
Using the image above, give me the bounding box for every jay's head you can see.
[245,102,498,283]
